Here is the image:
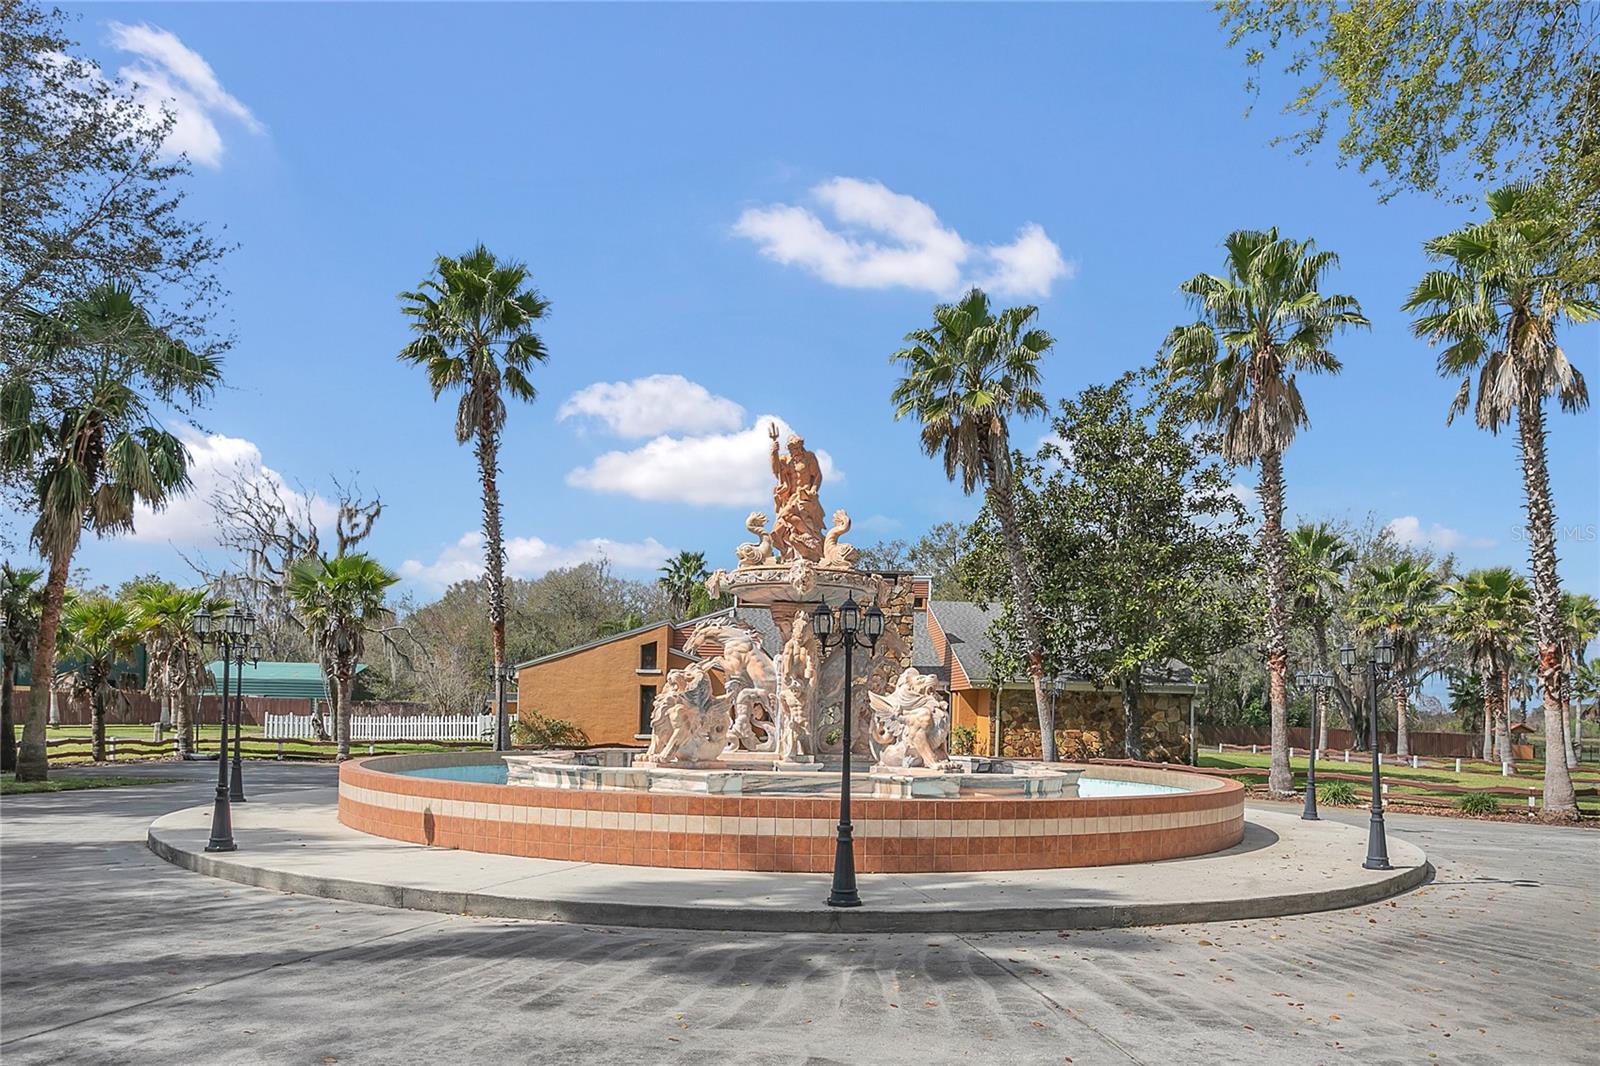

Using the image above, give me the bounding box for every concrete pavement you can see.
[145,796,1429,932]
[2,761,1595,1065]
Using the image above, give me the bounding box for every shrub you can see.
[1317,780,1358,806]
[512,709,589,749]
[949,725,977,756]
[1456,792,1500,815]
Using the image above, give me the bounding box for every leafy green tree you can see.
[1349,559,1443,757]
[1442,568,1533,764]
[0,282,219,781]
[1287,522,1356,747]
[1162,229,1368,794]
[966,372,1254,760]
[857,521,974,599]
[399,245,551,736]
[0,0,231,360]
[1218,1,1599,211]
[1406,182,1596,814]
[56,595,138,762]
[892,288,1059,759]
[658,551,709,619]
[285,554,398,760]
[0,563,43,771]
[1446,671,1485,737]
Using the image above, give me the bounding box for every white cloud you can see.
[558,374,746,439]
[1385,516,1496,552]
[106,22,263,167]
[566,415,842,507]
[400,532,672,590]
[733,177,1075,299]
[128,425,332,546]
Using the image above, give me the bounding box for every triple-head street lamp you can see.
[811,593,884,908]
[193,606,256,852]
[1293,668,1335,821]
[1340,634,1395,870]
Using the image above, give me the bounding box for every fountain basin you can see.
[339,752,1244,873]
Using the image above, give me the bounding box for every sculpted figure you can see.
[768,422,824,562]
[686,619,775,695]
[776,612,819,761]
[726,686,775,752]
[868,668,952,769]
[734,511,779,569]
[639,661,730,766]
[784,559,818,598]
[819,509,859,569]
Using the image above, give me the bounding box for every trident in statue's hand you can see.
[768,421,780,441]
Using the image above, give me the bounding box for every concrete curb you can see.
[147,824,1432,934]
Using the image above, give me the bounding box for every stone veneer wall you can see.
[338,754,1243,874]
[997,689,1194,762]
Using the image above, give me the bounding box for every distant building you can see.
[514,579,1199,760]
[205,660,368,713]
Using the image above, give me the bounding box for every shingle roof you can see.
[926,600,1196,689]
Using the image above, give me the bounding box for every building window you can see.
[639,642,658,671]
[638,684,657,736]
[913,595,925,610]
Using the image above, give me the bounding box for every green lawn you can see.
[1,773,179,795]
[1196,751,1600,814]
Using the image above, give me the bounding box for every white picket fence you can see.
[262,711,495,742]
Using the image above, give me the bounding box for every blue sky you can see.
[37,2,1600,601]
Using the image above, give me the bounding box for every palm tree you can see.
[285,553,398,760]
[1442,568,1533,764]
[1558,592,1600,766]
[0,282,219,781]
[1162,230,1369,795]
[1350,559,1443,757]
[658,551,708,619]
[1405,182,1596,815]
[128,582,216,758]
[57,595,139,762]
[891,288,1058,759]
[1287,522,1356,750]
[398,246,550,743]
[1,564,44,772]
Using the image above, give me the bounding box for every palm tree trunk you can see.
[1481,663,1498,761]
[91,684,106,762]
[1496,671,1514,766]
[476,416,509,747]
[336,670,353,760]
[175,678,192,758]
[1,652,16,772]
[1517,397,1578,814]
[1394,681,1409,758]
[985,438,1054,762]
[1258,450,1293,796]
[17,550,72,782]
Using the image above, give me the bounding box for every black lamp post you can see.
[193,607,235,852]
[228,631,260,803]
[1293,668,1334,821]
[491,663,516,750]
[812,594,884,908]
[1340,635,1395,870]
